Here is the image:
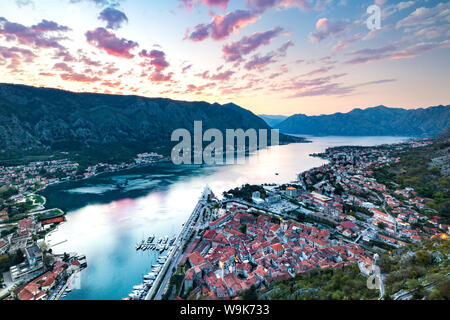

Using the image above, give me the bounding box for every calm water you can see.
[41,136,409,300]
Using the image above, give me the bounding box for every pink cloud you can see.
[85,27,138,58]
[0,17,70,50]
[197,70,234,80]
[309,18,350,43]
[149,70,173,82]
[60,72,101,83]
[186,10,259,41]
[139,49,169,70]
[244,52,276,70]
[246,0,313,12]
[222,27,283,62]
[53,62,74,72]
[180,0,230,11]
[344,41,450,65]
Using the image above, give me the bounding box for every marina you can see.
[126,247,175,300]
[135,235,176,254]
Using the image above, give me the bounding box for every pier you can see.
[144,187,210,300]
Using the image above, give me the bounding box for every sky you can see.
[0,0,449,116]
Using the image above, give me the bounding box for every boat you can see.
[169,236,176,245]
[164,244,169,250]
[133,285,144,290]
[152,264,160,268]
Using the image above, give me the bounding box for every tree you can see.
[241,285,259,300]
[62,252,70,262]
[377,222,385,230]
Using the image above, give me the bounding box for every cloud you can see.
[332,33,361,53]
[197,70,234,80]
[309,18,350,43]
[186,10,259,41]
[244,52,277,70]
[149,70,173,82]
[53,62,74,72]
[284,74,396,98]
[0,46,36,71]
[15,0,34,8]
[185,23,210,41]
[345,40,450,65]
[180,0,230,11]
[246,0,313,12]
[69,0,123,8]
[302,65,334,76]
[60,72,101,82]
[277,40,294,56]
[139,49,170,70]
[182,64,193,73]
[99,7,128,30]
[222,27,284,62]
[0,17,70,50]
[396,2,450,28]
[85,27,138,58]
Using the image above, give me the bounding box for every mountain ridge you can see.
[276,105,450,137]
[0,83,303,162]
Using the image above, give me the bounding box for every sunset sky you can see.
[0,0,449,116]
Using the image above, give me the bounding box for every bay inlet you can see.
[41,136,409,300]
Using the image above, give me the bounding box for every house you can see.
[188,251,206,267]
[270,243,284,257]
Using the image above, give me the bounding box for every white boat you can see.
[133,285,144,290]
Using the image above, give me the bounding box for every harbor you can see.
[125,186,210,300]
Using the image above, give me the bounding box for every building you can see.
[286,187,300,198]
[252,192,265,206]
[25,245,43,266]
[371,209,396,232]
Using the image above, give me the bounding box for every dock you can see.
[144,187,210,300]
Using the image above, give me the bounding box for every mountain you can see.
[276,105,450,137]
[0,83,303,162]
[258,115,288,127]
